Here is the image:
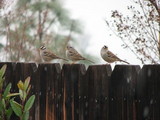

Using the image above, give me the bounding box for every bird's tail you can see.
[85,58,95,64]
[59,57,68,61]
[120,59,129,64]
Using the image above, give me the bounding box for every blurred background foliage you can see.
[106,0,160,64]
[0,0,96,64]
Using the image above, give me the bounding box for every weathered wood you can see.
[101,65,112,120]
[25,63,37,120]
[109,65,140,120]
[3,63,160,120]
[78,65,88,120]
[136,65,160,120]
[61,64,86,120]
[51,64,61,120]
[37,63,56,120]
[86,64,112,120]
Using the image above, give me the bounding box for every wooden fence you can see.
[1,62,160,120]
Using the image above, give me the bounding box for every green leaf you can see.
[2,98,5,109]
[22,111,29,120]
[0,78,4,89]
[23,91,27,101]
[26,85,31,95]
[0,100,3,112]
[7,93,20,98]
[19,89,27,101]
[24,95,35,111]
[10,99,22,117]
[19,89,25,100]
[17,80,24,90]
[0,64,7,89]
[24,77,30,91]
[0,64,7,78]
[3,83,11,98]
[6,107,13,120]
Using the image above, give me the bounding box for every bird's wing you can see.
[69,48,84,60]
[107,51,120,60]
[43,50,58,58]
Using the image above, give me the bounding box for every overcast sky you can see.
[64,0,142,65]
[0,0,143,64]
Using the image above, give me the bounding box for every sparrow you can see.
[66,45,94,63]
[39,45,68,62]
[100,45,129,64]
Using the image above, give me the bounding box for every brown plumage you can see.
[66,45,94,63]
[101,45,129,64]
[40,46,68,62]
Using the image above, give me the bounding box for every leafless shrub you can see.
[106,0,160,64]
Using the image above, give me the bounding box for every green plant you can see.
[0,65,35,120]
[0,64,7,92]
[10,77,35,120]
[0,65,19,120]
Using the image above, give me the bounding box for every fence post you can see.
[136,65,160,120]
[109,65,140,120]
[35,63,61,120]
[86,64,112,120]
[52,64,62,120]
[61,64,86,120]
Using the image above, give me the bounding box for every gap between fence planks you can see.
[1,62,160,120]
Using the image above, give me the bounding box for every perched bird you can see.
[66,45,94,63]
[100,45,129,64]
[39,45,68,62]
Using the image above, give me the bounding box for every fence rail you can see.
[1,62,160,120]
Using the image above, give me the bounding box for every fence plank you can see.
[51,64,62,120]
[36,64,48,120]
[62,64,86,120]
[86,65,112,120]
[136,65,160,120]
[109,65,140,120]
[37,63,59,120]
[31,63,40,120]
[78,65,88,120]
